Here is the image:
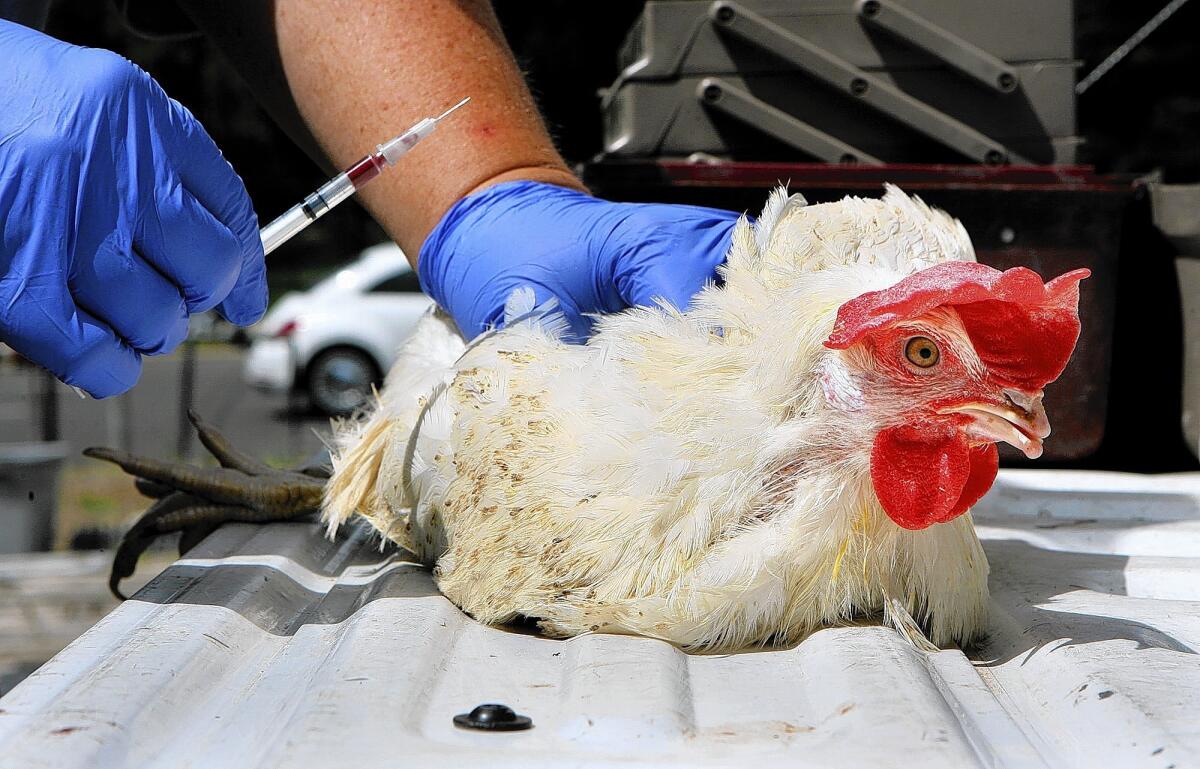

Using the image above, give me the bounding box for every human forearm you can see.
[180,0,583,262]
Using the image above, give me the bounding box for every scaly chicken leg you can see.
[85,410,327,599]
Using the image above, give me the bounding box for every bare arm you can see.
[176,0,584,262]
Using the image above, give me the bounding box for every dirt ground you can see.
[52,462,156,549]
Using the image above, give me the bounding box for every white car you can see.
[244,242,434,415]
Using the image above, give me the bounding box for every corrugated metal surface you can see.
[0,469,1196,769]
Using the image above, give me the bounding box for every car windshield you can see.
[366,270,422,293]
[267,265,342,304]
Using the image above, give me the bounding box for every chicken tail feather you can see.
[324,408,393,537]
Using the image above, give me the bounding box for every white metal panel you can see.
[0,470,1196,769]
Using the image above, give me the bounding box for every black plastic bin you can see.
[0,441,68,553]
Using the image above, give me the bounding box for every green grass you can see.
[77,492,118,515]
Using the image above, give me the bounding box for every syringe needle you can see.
[258,97,471,256]
[434,97,471,123]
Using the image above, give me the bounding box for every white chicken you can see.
[322,185,1087,651]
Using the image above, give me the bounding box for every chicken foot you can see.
[85,410,327,599]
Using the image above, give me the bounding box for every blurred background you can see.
[1,0,1199,690]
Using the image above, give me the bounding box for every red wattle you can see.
[870,425,999,530]
[933,442,998,524]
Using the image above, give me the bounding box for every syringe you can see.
[259,97,470,255]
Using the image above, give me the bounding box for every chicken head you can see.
[823,261,1089,530]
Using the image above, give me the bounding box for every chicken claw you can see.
[84,410,327,600]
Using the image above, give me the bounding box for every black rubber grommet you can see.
[453,703,534,732]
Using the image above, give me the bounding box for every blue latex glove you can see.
[0,21,266,397]
[418,181,741,341]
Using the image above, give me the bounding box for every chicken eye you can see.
[904,336,940,368]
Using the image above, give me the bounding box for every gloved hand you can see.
[0,20,266,397]
[418,180,741,341]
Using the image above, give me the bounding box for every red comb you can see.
[824,262,1090,390]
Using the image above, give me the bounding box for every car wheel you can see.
[305,346,380,416]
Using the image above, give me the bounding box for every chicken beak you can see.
[937,388,1050,459]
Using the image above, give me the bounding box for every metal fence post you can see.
[38,369,59,442]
